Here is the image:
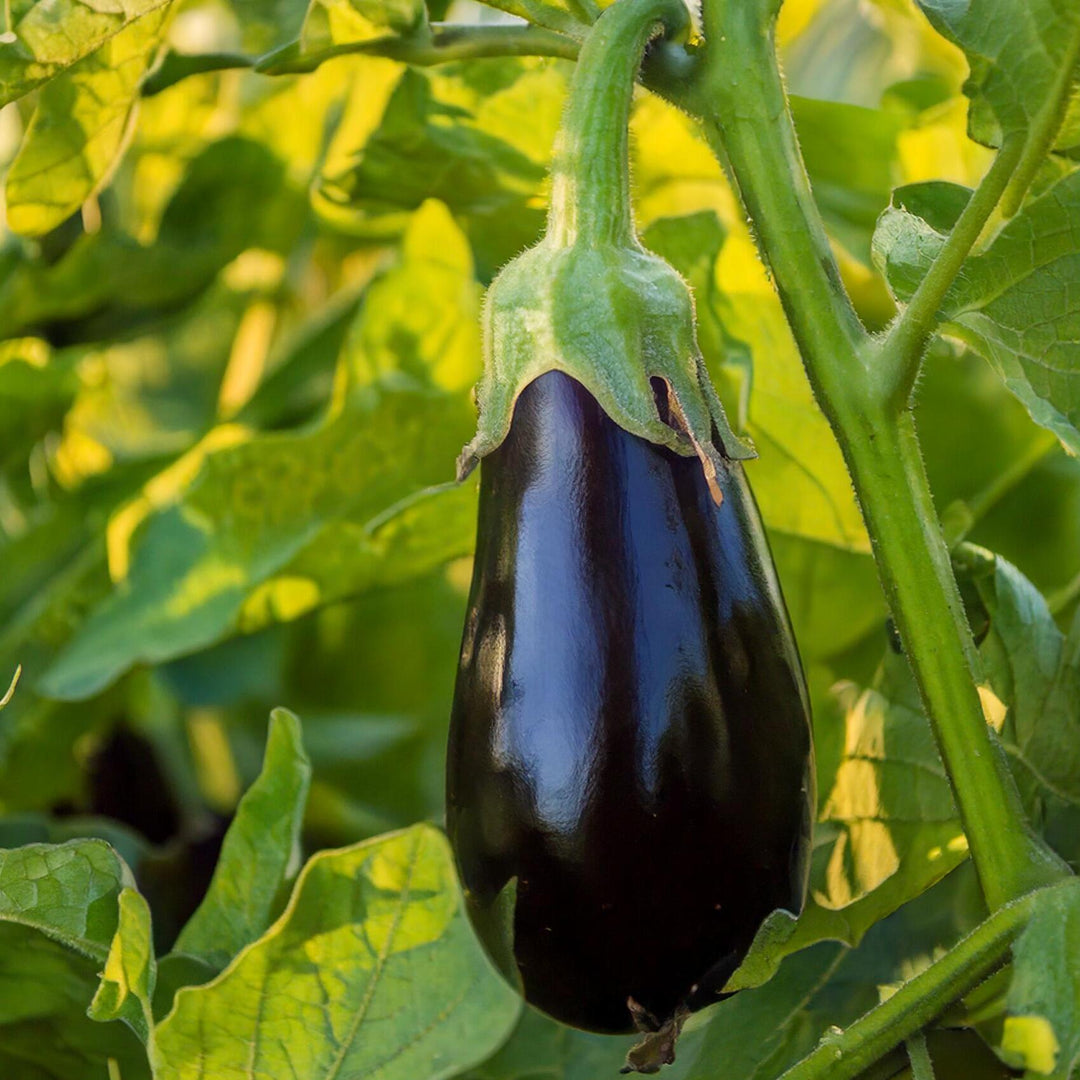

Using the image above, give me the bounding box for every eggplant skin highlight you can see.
[446,370,814,1035]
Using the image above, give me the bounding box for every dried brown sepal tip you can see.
[621,1000,690,1074]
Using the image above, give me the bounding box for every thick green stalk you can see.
[690,4,1067,910]
[778,887,1053,1080]
[844,407,1067,907]
[546,0,688,247]
[688,2,867,425]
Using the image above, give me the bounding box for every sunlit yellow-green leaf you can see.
[316,57,566,274]
[39,201,480,700]
[724,651,964,992]
[1001,880,1080,1078]
[152,825,520,1080]
[301,0,427,53]
[5,8,171,237]
[173,708,311,971]
[0,0,173,106]
[89,887,156,1044]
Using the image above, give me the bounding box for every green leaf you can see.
[0,839,133,961]
[230,0,308,53]
[265,478,479,623]
[915,0,1080,151]
[301,0,428,54]
[916,338,1066,552]
[726,653,964,992]
[815,664,961,904]
[315,59,566,275]
[237,288,362,431]
[767,534,884,664]
[872,181,970,302]
[1001,880,1080,1078]
[0,926,151,1080]
[875,171,1080,453]
[0,337,75,470]
[686,866,991,1080]
[454,1008,622,1079]
[0,0,173,106]
[5,7,171,238]
[152,824,520,1080]
[0,135,305,338]
[961,546,1080,807]
[151,953,217,1023]
[39,201,480,700]
[173,708,311,971]
[0,840,152,1076]
[88,887,156,1044]
[687,943,853,1080]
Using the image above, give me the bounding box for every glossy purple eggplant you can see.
[446,370,814,1036]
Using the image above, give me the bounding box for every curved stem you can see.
[546,0,689,247]
[0,664,20,711]
[778,887,1055,1080]
[877,135,1024,408]
[254,23,580,76]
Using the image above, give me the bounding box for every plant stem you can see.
[158,26,701,104]
[0,664,20,710]
[845,412,1067,909]
[877,136,1024,408]
[689,3,866,430]
[905,1033,935,1080]
[143,51,252,95]
[1000,18,1080,217]
[778,887,1051,1080]
[689,5,1069,911]
[545,0,688,247]
[254,23,581,76]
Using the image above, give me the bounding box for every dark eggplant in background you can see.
[446,370,815,1040]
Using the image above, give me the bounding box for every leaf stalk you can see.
[777,886,1059,1080]
[876,135,1024,408]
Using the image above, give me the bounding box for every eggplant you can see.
[446,369,814,1039]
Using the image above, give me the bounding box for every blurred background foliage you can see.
[1,0,1079,1077]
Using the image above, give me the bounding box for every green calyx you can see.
[459,0,753,489]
